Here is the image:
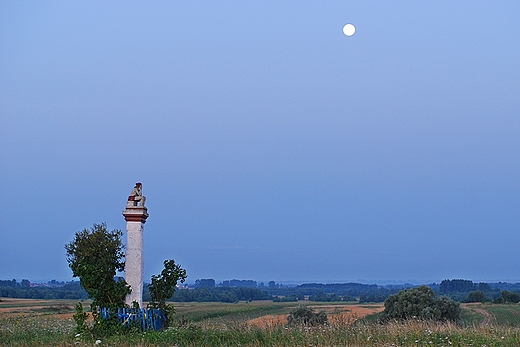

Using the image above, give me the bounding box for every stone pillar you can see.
[122,203,148,308]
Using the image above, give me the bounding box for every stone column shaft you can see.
[122,206,148,307]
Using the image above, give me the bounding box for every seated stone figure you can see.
[128,182,146,207]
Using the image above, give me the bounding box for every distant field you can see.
[0,298,82,319]
[0,299,382,325]
[3,298,520,328]
[461,303,520,327]
[171,301,384,327]
[487,304,520,326]
[2,298,520,346]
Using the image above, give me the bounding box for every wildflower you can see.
[75,333,81,337]
[95,340,102,345]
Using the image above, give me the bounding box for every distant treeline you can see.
[145,286,271,303]
[264,282,408,303]
[2,278,520,303]
[433,279,520,303]
[0,279,88,300]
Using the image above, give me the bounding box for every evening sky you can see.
[1,1,519,284]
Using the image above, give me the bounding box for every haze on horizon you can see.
[1,1,519,285]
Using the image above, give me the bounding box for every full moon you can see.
[343,23,356,37]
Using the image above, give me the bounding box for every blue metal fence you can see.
[100,307,166,331]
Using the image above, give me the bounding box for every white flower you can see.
[95,340,102,345]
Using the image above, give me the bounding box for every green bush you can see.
[72,302,89,334]
[287,305,328,326]
[381,285,460,322]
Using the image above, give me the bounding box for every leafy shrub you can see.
[287,305,328,326]
[65,223,130,311]
[73,302,89,334]
[147,259,187,327]
[465,290,488,303]
[381,285,460,322]
[494,290,520,304]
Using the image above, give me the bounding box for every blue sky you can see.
[1,1,519,284]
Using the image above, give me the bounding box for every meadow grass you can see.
[0,299,82,312]
[172,301,294,325]
[0,314,75,346]
[485,304,520,327]
[4,317,519,347]
[2,300,520,346]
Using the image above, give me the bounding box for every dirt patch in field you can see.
[327,304,384,325]
[247,314,287,328]
[0,298,81,320]
[246,304,384,328]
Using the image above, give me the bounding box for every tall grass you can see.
[2,301,520,346]
[77,319,520,346]
[3,313,520,346]
[0,314,75,346]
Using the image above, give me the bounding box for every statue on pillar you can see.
[128,182,146,207]
[123,182,148,308]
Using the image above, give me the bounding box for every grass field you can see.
[460,303,520,327]
[172,301,291,325]
[2,298,520,346]
[171,301,383,327]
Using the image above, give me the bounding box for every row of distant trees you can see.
[0,280,88,300]
[3,278,519,304]
[163,287,271,303]
[436,279,520,303]
[194,279,283,288]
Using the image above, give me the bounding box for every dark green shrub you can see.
[381,285,460,322]
[73,302,89,334]
[287,305,328,326]
[147,259,187,327]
